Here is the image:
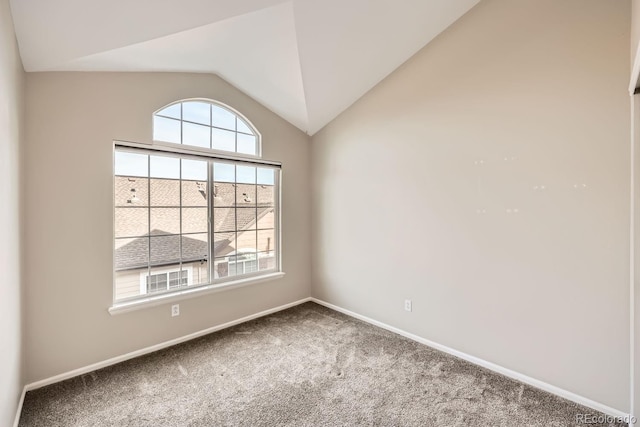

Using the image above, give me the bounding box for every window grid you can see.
[178,158,183,287]
[114,148,279,303]
[154,101,258,156]
[154,114,256,137]
[208,160,214,284]
[146,155,151,291]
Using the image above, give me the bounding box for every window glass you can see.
[237,134,256,155]
[237,119,252,135]
[115,152,148,177]
[183,122,210,148]
[156,103,181,120]
[154,100,258,155]
[183,102,210,125]
[114,147,279,303]
[116,99,270,304]
[150,155,180,179]
[214,163,235,183]
[212,105,236,131]
[153,116,181,144]
[212,128,235,152]
[236,166,256,184]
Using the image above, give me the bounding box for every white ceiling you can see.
[10,0,479,135]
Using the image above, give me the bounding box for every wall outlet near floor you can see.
[404,299,412,312]
[171,304,180,317]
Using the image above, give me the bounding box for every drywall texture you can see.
[312,0,630,412]
[633,0,640,73]
[0,0,24,425]
[24,72,311,383]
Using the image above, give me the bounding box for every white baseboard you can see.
[16,296,629,424]
[310,297,629,420]
[13,386,27,427]
[23,297,312,393]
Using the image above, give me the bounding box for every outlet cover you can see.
[171,304,180,317]
[404,299,412,312]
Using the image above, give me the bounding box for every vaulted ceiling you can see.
[10,0,479,135]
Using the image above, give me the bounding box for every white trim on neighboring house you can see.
[309,297,631,421]
[138,265,194,295]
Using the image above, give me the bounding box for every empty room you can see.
[3,0,640,425]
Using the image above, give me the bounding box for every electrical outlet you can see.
[171,304,180,317]
[404,299,412,312]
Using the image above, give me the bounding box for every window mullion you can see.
[179,159,183,290]
[208,160,214,283]
[234,164,238,278]
[114,97,279,305]
[255,167,258,272]
[209,104,213,150]
[276,169,281,272]
[147,155,151,295]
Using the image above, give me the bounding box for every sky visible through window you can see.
[153,101,258,156]
[115,151,275,185]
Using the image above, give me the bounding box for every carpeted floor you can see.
[19,302,625,426]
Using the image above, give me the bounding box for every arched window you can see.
[153,99,260,156]
[111,99,282,313]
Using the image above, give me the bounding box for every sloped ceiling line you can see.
[10,0,480,135]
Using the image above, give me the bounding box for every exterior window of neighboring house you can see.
[141,267,191,294]
[113,99,280,305]
[228,250,259,275]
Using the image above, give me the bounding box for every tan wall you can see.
[0,0,24,424]
[632,1,640,417]
[633,0,640,74]
[311,0,630,411]
[24,72,311,383]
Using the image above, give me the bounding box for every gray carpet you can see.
[19,302,625,426]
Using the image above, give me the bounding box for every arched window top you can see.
[153,99,261,157]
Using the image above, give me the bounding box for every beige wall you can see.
[0,0,24,424]
[633,0,640,75]
[24,72,311,382]
[632,1,640,417]
[311,0,630,412]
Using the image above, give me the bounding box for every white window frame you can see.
[111,101,283,315]
[152,98,263,159]
[112,142,284,314]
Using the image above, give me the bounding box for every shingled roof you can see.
[115,231,213,271]
[115,176,274,271]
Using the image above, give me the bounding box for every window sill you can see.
[108,272,285,315]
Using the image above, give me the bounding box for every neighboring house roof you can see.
[114,176,274,271]
[212,181,272,232]
[115,176,274,207]
[115,230,213,271]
